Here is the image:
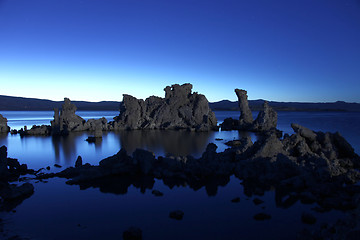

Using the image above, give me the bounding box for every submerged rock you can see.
[253,213,271,220]
[169,210,184,220]
[123,227,142,240]
[301,212,317,224]
[113,83,217,131]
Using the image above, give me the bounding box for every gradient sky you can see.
[0,0,359,102]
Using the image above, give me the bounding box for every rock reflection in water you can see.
[74,174,230,197]
[118,130,213,157]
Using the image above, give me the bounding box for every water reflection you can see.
[72,174,231,197]
[118,130,213,157]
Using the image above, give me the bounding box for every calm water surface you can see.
[0,110,358,239]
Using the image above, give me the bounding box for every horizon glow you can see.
[0,0,359,103]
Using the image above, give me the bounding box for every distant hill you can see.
[210,100,360,112]
[1,95,360,112]
[0,95,121,111]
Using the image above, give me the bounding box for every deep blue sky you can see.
[0,0,359,102]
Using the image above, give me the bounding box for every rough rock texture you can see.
[235,89,253,125]
[113,83,217,131]
[0,114,10,133]
[253,101,277,131]
[47,99,109,136]
[51,98,85,134]
[221,90,277,132]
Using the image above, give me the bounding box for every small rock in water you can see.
[123,227,142,240]
[151,190,164,197]
[54,164,62,168]
[301,212,317,224]
[253,213,271,221]
[215,138,223,141]
[85,136,96,143]
[75,156,83,168]
[231,197,240,203]
[46,166,50,170]
[253,198,264,205]
[169,210,184,220]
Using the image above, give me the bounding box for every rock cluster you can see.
[112,83,218,131]
[36,123,360,212]
[0,114,10,133]
[220,89,277,132]
[0,146,34,211]
[18,84,217,136]
[51,98,108,135]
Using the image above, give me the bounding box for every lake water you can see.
[0,110,359,239]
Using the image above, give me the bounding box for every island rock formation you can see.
[50,98,108,135]
[112,83,217,131]
[0,114,10,133]
[220,89,277,132]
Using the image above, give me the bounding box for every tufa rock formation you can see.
[220,89,277,132]
[235,89,253,126]
[51,98,108,136]
[51,98,86,135]
[0,114,10,133]
[113,83,217,131]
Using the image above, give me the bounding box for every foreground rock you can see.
[113,83,218,131]
[36,123,360,213]
[0,114,10,133]
[220,89,277,132]
[0,145,35,211]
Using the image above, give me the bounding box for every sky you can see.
[0,0,359,103]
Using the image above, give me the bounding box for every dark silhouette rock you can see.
[231,197,240,203]
[123,227,142,240]
[253,198,264,205]
[0,114,10,133]
[0,146,35,212]
[301,212,317,224]
[253,213,271,220]
[0,183,34,201]
[151,189,164,197]
[75,156,83,168]
[113,83,217,131]
[169,210,184,220]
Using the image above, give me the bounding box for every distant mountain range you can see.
[1,95,360,112]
